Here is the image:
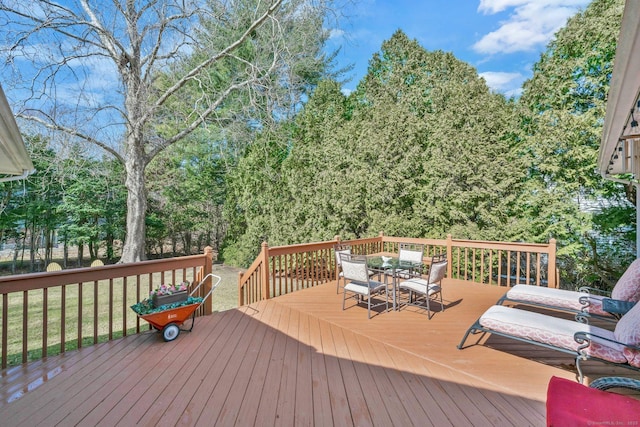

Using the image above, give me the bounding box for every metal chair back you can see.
[340,253,370,284]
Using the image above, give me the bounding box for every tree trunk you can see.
[106,232,114,261]
[11,246,17,274]
[49,229,55,263]
[63,241,68,268]
[183,232,192,255]
[77,242,84,267]
[119,140,148,263]
[44,229,51,265]
[20,235,26,266]
[29,227,36,272]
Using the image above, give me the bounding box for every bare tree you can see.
[0,0,337,262]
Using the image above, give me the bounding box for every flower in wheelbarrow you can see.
[149,281,189,297]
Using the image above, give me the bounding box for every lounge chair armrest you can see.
[577,286,611,297]
[589,376,640,392]
[574,331,640,352]
[602,298,636,316]
[578,294,592,311]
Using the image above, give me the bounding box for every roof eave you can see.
[599,0,640,179]
[0,84,34,180]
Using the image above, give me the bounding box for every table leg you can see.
[392,268,397,310]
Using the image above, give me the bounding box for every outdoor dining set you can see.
[335,241,640,385]
[334,243,448,319]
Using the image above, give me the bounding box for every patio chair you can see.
[340,253,389,319]
[497,258,640,323]
[334,243,352,294]
[457,296,640,383]
[397,254,447,319]
[395,242,425,279]
[335,244,377,293]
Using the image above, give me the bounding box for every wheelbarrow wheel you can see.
[162,323,180,342]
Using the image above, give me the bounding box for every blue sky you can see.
[326,0,591,97]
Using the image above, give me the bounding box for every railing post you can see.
[203,246,213,315]
[548,238,557,288]
[446,234,453,279]
[333,235,340,280]
[447,234,453,279]
[379,231,384,253]
[261,242,270,300]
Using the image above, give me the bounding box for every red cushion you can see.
[547,376,640,426]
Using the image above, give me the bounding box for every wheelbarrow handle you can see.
[190,273,222,302]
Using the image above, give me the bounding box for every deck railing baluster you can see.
[497,251,503,286]
[472,248,477,282]
[42,288,48,358]
[2,294,7,369]
[22,291,27,364]
[134,276,140,334]
[122,277,127,337]
[94,280,99,343]
[78,283,83,349]
[489,250,494,284]
[61,285,66,355]
[537,254,542,287]
[507,250,512,287]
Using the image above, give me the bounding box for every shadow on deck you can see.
[0,280,635,426]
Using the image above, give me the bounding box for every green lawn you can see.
[210,264,243,312]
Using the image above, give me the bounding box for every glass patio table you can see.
[366,255,423,310]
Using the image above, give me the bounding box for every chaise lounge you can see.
[458,295,640,383]
[497,258,640,322]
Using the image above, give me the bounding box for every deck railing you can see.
[0,247,214,368]
[238,234,557,305]
[237,237,381,305]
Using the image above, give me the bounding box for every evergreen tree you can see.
[520,0,629,286]
[279,31,525,243]
[222,30,527,266]
[222,125,291,266]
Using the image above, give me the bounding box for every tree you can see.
[146,136,228,256]
[222,30,528,267]
[0,0,338,262]
[57,153,126,265]
[281,79,354,242]
[0,135,64,271]
[222,124,291,265]
[519,0,629,286]
[288,31,525,241]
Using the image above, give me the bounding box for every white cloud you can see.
[478,0,586,14]
[328,28,345,40]
[504,87,523,98]
[474,0,590,54]
[479,71,525,95]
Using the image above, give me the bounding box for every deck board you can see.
[275,306,300,426]
[0,279,637,426]
[317,310,352,426]
[307,314,333,427]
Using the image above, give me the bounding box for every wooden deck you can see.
[0,280,635,426]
